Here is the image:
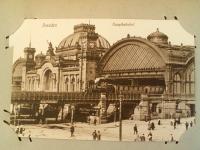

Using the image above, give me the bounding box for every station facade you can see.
[11,24,195,123]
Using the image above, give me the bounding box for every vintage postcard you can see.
[9,19,195,142]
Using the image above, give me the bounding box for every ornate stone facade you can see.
[12,24,195,122]
[12,24,110,93]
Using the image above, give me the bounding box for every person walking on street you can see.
[158,120,161,125]
[178,117,181,124]
[134,133,140,142]
[92,130,97,140]
[88,116,91,125]
[140,134,145,142]
[151,122,155,130]
[170,120,173,126]
[174,121,176,129]
[19,125,25,136]
[15,125,20,135]
[170,134,174,142]
[190,121,193,127]
[133,124,138,134]
[148,121,151,130]
[97,130,101,140]
[70,125,75,137]
[148,132,152,141]
[94,117,97,126]
[185,121,189,130]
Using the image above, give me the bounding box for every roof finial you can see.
[29,32,32,48]
[181,43,183,47]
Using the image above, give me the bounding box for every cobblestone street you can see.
[13,117,195,142]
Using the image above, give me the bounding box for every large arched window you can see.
[185,60,195,95]
[173,73,181,95]
[186,70,195,94]
[190,70,195,94]
[43,70,53,91]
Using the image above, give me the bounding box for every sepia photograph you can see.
[9,19,195,142]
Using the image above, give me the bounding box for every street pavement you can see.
[12,117,195,142]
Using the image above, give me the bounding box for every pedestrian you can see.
[148,132,152,141]
[88,116,91,125]
[170,134,174,142]
[134,133,140,141]
[19,125,25,136]
[148,122,151,130]
[94,117,97,126]
[173,121,176,129]
[28,130,31,139]
[97,130,101,140]
[70,125,75,137]
[187,111,190,117]
[185,121,189,130]
[178,117,181,124]
[190,121,193,127]
[170,120,173,126]
[133,124,138,134]
[151,122,155,130]
[15,125,20,135]
[174,118,176,124]
[92,130,97,140]
[140,134,145,141]
[158,120,161,125]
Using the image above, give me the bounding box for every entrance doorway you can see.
[43,70,53,91]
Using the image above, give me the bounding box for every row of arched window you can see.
[64,75,80,92]
[173,69,194,95]
[26,78,39,91]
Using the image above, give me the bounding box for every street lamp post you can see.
[119,93,123,141]
[114,104,117,126]
[161,95,165,119]
[71,105,75,125]
[61,100,64,122]
[99,106,102,125]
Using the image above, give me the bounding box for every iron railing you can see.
[11,91,141,102]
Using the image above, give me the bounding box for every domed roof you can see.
[147,28,168,44]
[57,24,110,50]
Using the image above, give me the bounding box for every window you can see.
[28,79,31,91]
[173,73,181,94]
[190,70,195,94]
[65,77,69,92]
[186,70,194,94]
[71,77,75,92]
[32,79,35,91]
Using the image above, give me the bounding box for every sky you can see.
[9,19,194,62]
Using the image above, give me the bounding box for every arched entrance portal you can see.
[43,69,53,91]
